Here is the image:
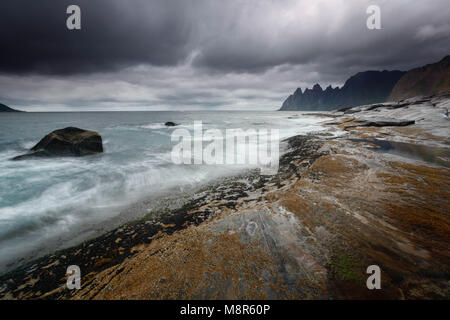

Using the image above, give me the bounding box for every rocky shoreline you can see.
[1,94,449,300]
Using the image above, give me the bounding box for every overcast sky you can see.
[0,0,449,111]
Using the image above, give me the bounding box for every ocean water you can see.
[0,111,332,272]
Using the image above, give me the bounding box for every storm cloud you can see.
[0,0,449,110]
[0,0,194,74]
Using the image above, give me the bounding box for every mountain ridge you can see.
[280,70,405,111]
[389,55,450,101]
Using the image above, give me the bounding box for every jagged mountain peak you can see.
[280,70,406,111]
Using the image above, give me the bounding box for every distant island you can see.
[280,55,450,111]
[0,103,22,112]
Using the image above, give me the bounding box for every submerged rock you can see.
[13,127,103,160]
[164,121,178,127]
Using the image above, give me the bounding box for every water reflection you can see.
[349,139,450,168]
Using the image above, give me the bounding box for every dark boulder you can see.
[164,121,178,127]
[13,127,103,160]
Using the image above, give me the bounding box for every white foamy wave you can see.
[0,110,334,272]
[139,123,167,130]
[20,140,37,150]
[0,150,18,162]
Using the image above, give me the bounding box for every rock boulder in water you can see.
[164,121,178,127]
[13,127,103,160]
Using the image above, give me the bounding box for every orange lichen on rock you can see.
[3,126,449,301]
[93,258,113,269]
[307,154,368,179]
[377,162,450,245]
[69,137,450,300]
[72,226,282,300]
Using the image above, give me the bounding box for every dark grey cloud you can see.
[191,0,450,74]
[0,0,449,110]
[2,0,450,76]
[0,0,192,74]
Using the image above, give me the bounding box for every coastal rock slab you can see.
[344,118,415,130]
[358,119,415,127]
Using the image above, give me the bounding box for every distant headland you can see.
[0,103,23,112]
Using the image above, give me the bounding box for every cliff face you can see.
[280,70,405,111]
[389,56,450,101]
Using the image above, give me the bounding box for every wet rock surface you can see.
[344,119,415,129]
[1,94,449,300]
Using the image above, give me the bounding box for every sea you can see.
[0,111,333,272]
